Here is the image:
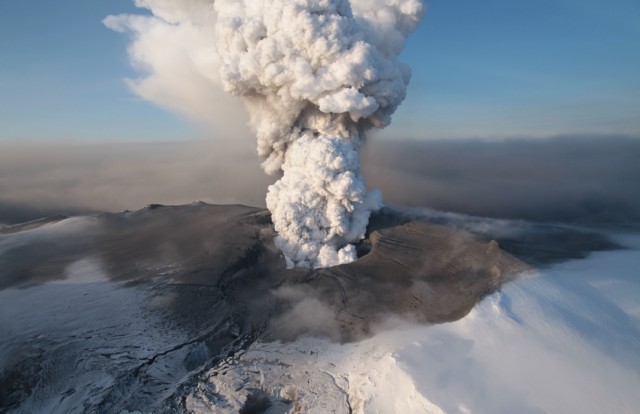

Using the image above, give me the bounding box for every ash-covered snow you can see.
[1,205,638,413]
[185,233,640,414]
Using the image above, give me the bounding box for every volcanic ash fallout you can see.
[215,0,423,268]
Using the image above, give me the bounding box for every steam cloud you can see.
[106,0,423,268]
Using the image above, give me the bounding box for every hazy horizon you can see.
[2,133,639,226]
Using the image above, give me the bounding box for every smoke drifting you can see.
[103,1,248,133]
[107,0,423,268]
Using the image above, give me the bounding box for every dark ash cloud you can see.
[362,134,640,225]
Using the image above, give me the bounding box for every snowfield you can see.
[1,209,639,413]
[188,233,640,414]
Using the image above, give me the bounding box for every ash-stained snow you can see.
[1,204,637,413]
[184,234,640,414]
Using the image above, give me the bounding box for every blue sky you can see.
[399,0,640,138]
[1,0,639,142]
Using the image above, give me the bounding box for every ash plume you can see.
[106,0,423,268]
[215,0,423,268]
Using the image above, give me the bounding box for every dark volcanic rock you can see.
[233,216,528,342]
[0,202,527,338]
[272,220,524,341]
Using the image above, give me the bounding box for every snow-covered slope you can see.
[1,204,638,413]
[186,233,640,413]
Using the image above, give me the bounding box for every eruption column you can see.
[215,0,423,268]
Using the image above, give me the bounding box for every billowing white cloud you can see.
[106,0,424,268]
[103,1,248,135]
[215,0,423,268]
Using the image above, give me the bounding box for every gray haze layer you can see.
[362,134,640,224]
[2,135,639,226]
